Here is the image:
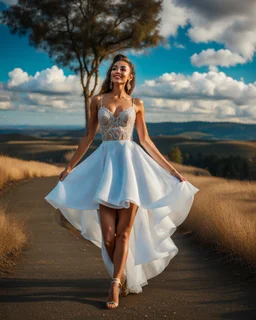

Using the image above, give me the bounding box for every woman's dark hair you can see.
[99,54,136,95]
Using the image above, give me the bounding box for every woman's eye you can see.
[112,68,126,71]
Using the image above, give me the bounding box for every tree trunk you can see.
[83,88,90,129]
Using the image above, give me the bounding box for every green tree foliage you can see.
[169,146,183,164]
[0,0,165,126]
[183,152,253,181]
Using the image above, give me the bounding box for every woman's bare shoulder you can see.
[134,97,144,113]
[91,94,103,111]
[92,93,103,101]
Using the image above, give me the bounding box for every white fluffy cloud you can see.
[158,0,188,38]
[2,0,256,122]
[0,87,13,110]
[1,66,85,112]
[168,0,256,61]
[191,49,247,69]
[149,0,256,70]
[135,70,256,122]
[6,66,81,94]
[2,65,256,123]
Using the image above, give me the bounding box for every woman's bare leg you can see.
[100,202,138,308]
[113,202,138,280]
[104,202,139,308]
[99,204,117,261]
[99,203,119,308]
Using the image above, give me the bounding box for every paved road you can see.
[0,177,255,320]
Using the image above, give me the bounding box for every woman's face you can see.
[111,61,133,84]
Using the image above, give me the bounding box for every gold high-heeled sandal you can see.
[106,278,121,309]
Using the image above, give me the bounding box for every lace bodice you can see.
[98,95,136,141]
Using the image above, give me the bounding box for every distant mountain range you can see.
[0,121,256,140]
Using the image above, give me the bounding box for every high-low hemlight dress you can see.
[45,95,200,293]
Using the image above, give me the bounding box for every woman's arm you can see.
[65,95,100,172]
[135,98,186,181]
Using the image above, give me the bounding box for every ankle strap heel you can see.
[111,278,121,285]
[106,278,122,309]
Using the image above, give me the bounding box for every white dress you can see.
[44,95,200,293]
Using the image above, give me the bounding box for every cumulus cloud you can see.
[0,66,87,112]
[191,49,247,69]
[168,0,256,61]
[1,65,256,123]
[0,89,13,110]
[1,90,85,113]
[135,70,256,122]
[7,68,31,88]
[139,71,247,102]
[6,66,82,95]
[158,0,188,38]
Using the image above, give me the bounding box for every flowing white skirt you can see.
[44,140,199,293]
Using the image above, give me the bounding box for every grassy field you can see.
[0,204,28,274]
[182,175,256,270]
[0,154,65,191]
[0,154,64,274]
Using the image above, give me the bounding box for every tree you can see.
[169,146,183,164]
[183,152,190,164]
[1,0,165,127]
[243,159,251,180]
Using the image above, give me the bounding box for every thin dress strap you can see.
[132,97,134,108]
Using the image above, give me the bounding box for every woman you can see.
[45,54,199,309]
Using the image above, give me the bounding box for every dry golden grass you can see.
[167,160,211,177]
[0,154,64,274]
[183,175,256,269]
[0,205,28,274]
[0,155,64,191]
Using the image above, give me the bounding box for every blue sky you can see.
[1,0,256,126]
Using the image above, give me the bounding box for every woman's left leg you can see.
[113,202,139,280]
[105,202,138,309]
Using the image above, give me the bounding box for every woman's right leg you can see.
[99,203,117,263]
[99,204,121,308]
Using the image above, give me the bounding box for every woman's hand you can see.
[59,167,71,181]
[172,170,187,182]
